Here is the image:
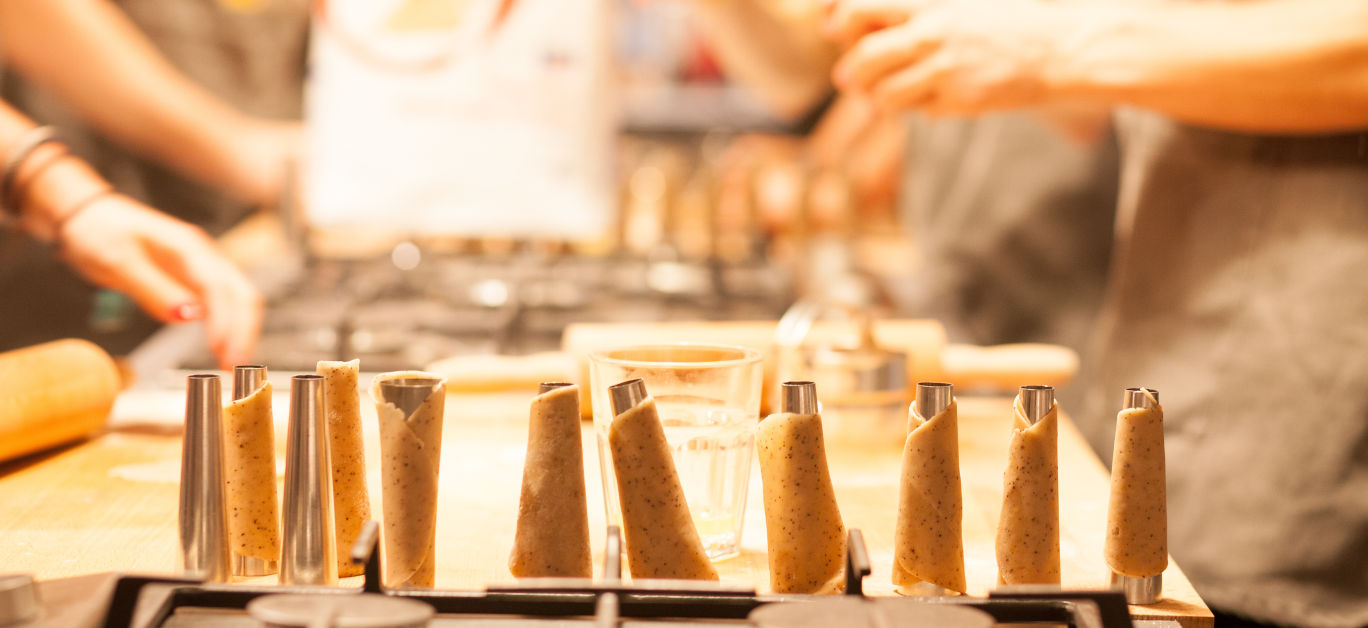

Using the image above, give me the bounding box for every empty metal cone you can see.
[281,374,337,586]
[178,374,230,582]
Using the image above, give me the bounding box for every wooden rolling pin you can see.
[0,339,120,463]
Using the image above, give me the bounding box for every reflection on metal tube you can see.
[179,374,230,582]
[609,379,647,416]
[232,365,267,401]
[379,377,443,420]
[1123,387,1159,410]
[1019,385,1055,425]
[280,374,337,586]
[539,382,573,394]
[914,382,953,419]
[781,381,818,415]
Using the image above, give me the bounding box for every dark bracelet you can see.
[1,126,64,219]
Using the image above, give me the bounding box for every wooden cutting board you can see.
[0,390,1210,626]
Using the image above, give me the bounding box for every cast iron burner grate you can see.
[100,523,1134,628]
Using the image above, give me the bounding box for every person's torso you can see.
[1083,109,1368,628]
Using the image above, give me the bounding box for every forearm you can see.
[691,0,838,121]
[1051,0,1368,133]
[1,102,113,240]
[0,0,264,200]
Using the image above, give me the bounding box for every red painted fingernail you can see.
[171,303,204,322]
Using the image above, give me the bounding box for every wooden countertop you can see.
[0,389,1211,626]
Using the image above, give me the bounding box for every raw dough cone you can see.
[609,397,719,580]
[994,396,1060,585]
[509,385,593,578]
[318,359,371,577]
[893,400,966,593]
[757,411,845,594]
[373,371,446,588]
[222,380,281,565]
[1105,393,1167,577]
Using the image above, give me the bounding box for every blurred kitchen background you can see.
[0,0,1064,383]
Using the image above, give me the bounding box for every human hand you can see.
[229,118,303,208]
[832,0,1066,115]
[57,195,264,368]
[824,0,923,43]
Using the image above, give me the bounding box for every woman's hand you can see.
[831,0,1068,115]
[58,195,264,368]
[824,0,923,43]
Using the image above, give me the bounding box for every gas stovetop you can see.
[176,252,791,373]
[84,525,1157,628]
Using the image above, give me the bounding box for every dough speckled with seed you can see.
[372,371,446,588]
[757,410,845,594]
[319,359,370,577]
[222,380,281,564]
[1105,392,1168,578]
[609,397,718,580]
[509,385,592,578]
[995,396,1060,585]
[893,399,965,593]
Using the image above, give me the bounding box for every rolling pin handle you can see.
[780,381,818,414]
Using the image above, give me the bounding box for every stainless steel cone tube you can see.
[179,374,230,582]
[230,365,278,578]
[280,374,337,585]
[781,381,817,414]
[233,365,267,401]
[609,379,647,416]
[1123,387,1160,410]
[1110,387,1163,604]
[914,382,953,420]
[1019,385,1055,425]
[900,381,959,597]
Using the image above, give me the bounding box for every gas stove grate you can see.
[102,523,1133,628]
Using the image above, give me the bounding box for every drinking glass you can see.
[589,344,763,560]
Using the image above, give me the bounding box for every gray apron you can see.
[1078,110,1368,627]
[893,111,1118,353]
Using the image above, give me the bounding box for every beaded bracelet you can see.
[1,126,63,218]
